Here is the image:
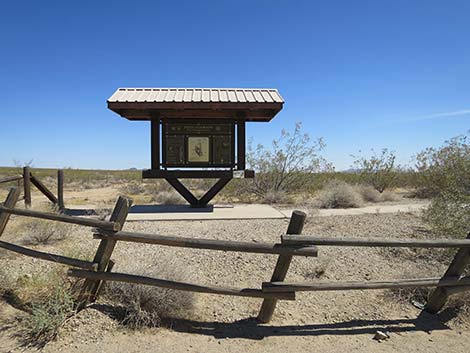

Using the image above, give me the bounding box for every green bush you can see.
[0,268,80,346]
[414,134,470,198]
[20,286,75,345]
[246,122,332,197]
[417,133,470,237]
[352,148,399,193]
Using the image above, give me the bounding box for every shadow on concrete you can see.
[129,204,215,214]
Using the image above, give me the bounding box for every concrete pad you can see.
[279,202,429,218]
[126,204,287,221]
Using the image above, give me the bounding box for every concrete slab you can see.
[279,202,429,218]
[126,204,287,221]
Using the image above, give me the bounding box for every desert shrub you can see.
[261,190,293,204]
[354,184,382,202]
[120,182,146,195]
[19,218,73,245]
[416,134,470,238]
[381,190,398,202]
[20,286,75,345]
[314,180,363,208]
[0,268,80,345]
[103,260,195,328]
[352,148,399,193]
[246,122,332,198]
[424,192,470,238]
[414,134,470,198]
[150,190,186,205]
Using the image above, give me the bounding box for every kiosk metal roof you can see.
[107,88,284,122]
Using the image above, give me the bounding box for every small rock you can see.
[411,300,425,309]
[373,330,390,341]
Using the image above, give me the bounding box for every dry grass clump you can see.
[354,184,382,202]
[0,267,80,345]
[261,190,293,204]
[314,180,363,209]
[18,218,74,245]
[103,259,195,328]
[20,285,76,345]
[381,190,398,201]
[150,190,186,205]
[353,184,399,203]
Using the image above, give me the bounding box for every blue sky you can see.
[1,0,469,170]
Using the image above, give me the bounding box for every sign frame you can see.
[161,119,236,168]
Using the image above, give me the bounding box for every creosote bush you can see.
[246,122,332,198]
[314,180,363,209]
[103,259,195,328]
[417,133,470,238]
[352,148,399,193]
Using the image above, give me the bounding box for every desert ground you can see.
[0,183,469,353]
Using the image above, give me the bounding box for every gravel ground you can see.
[1,209,470,353]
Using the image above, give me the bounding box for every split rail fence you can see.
[0,167,65,210]
[1,186,470,322]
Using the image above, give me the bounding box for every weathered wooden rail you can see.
[1,185,470,322]
[0,167,65,210]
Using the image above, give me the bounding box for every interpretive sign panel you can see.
[162,120,235,168]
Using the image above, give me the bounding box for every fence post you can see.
[425,232,470,314]
[23,167,31,208]
[79,196,131,306]
[57,169,64,211]
[257,210,306,323]
[0,187,21,237]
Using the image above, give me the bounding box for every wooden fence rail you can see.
[1,185,470,323]
[282,235,470,248]
[0,240,97,270]
[0,204,119,231]
[0,166,66,209]
[94,230,318,256]
[262,276,470,292]
[69,269,295,300]
[0,175,22,184]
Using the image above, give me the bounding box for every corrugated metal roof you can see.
[108,88,284,104]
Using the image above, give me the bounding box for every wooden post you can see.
[80,196,131,305]
[257,210,306,323]
[23,166,31,208]
[57,169,64,211]
[151,117,160,170]
[0,187,21,237]
[237,120,246,170]
[425,232,470,314]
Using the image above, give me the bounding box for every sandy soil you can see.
[1,198,470,353]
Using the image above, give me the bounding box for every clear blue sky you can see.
[1,0,469,170]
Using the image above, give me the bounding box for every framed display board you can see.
[162,120,235,168]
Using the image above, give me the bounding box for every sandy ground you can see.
[1,191,470,352]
